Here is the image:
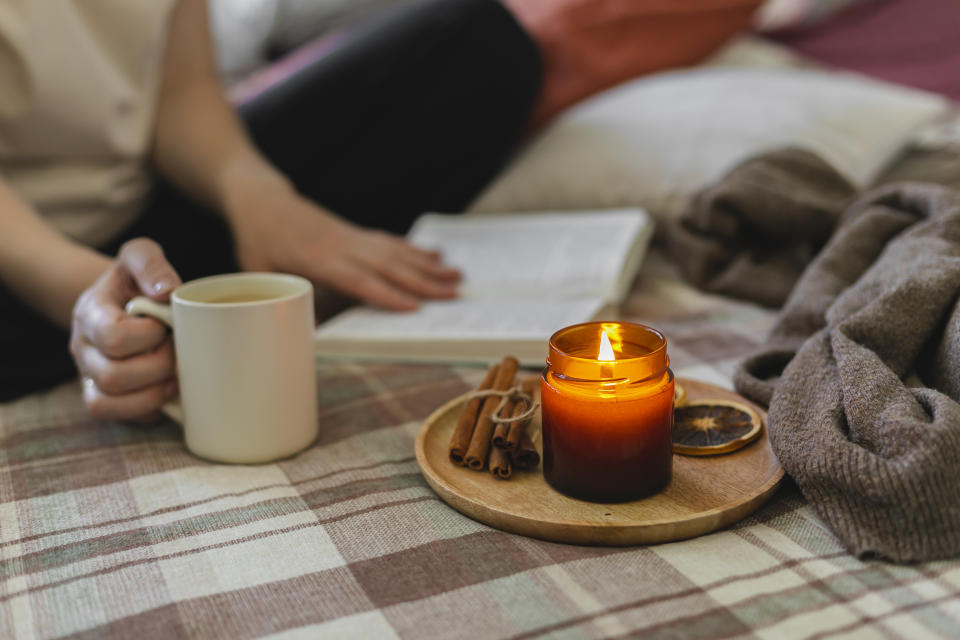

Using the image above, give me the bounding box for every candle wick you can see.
[600,363,614,380]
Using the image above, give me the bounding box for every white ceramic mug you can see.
[126,273,319,464]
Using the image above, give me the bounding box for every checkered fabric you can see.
[2,250,959,639]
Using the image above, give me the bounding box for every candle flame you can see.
[598,331,615,361]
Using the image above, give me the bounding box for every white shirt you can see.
[0,0,177,246]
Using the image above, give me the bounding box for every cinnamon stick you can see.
[514,432,541,470]
[491,397,517,450]
[449,364,499,465]
[488,446,512,479]
[505,378,538,452]
[464,356,519,470]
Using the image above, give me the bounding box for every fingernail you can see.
[164,380,179,398]
[153,279,175,295]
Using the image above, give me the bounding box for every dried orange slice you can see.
[672,399,762,456]
[673,382,687,407]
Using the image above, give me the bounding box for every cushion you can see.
[767,0,960,102]
[505,0,764,129]
[467,38,948,221]
[752,0,876,31]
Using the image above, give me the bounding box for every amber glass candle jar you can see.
[541,321,674,502]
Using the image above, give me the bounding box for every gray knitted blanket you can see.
[666,149,855,308]
[672,148,960,561]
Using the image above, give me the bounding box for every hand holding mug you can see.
[70,239,182,421]
[125,272,319,463]
[72,237,319,464]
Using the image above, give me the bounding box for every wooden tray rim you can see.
[415,378,784,545]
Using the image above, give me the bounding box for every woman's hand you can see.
[70,239,182,420]
[229,186,461,311]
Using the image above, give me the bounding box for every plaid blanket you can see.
[2,250,959,639]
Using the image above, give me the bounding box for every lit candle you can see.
[540,321,674,502]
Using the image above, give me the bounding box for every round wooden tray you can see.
[415,378,783,546]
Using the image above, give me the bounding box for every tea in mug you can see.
[205,293,278,304]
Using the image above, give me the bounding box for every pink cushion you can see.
[228,31,347,106]
[768,0,960,102]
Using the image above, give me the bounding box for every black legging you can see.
[0,0,541,401]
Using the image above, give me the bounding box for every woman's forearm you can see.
[151,0,294,223]
[0,178,111,328]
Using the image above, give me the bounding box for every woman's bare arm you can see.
[150,0,460,311]
[0,177,112,328]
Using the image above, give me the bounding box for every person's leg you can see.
[0,288,76,401]
[116,0,541,295]
[238,0,541,234]
[101,185,240,284]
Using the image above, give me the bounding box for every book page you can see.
[408,210,650,301]
[315,209,652,363]
[315,297,606,340]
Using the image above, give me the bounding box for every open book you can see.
[314,209,654,366]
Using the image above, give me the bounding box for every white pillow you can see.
[468,47,947,220]
[210,0,405,85]
[209,0,278,85]
[753,0,878,31]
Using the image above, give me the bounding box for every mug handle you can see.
[124,296,185,424]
